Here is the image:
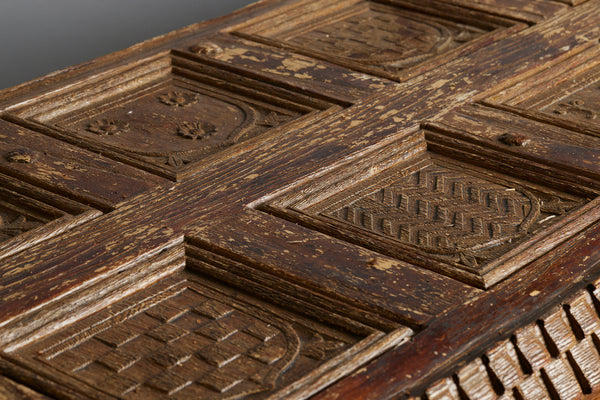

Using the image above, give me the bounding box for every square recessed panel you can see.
[13,54,333,180]
[262,130,593,288]
[10,268,391,400]
[235,0,506,79]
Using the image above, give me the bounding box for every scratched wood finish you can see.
[0,0,600,399]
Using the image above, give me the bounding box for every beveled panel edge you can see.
[256,126,600,289]
[0,239,412,400]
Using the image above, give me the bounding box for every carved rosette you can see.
[177,121,217,140]
[86,119,129,136]
[158,91,201,107]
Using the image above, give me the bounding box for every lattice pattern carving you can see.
[23,274,356,399]
[423,283,600,400]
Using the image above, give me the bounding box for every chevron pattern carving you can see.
[322,162,576,268]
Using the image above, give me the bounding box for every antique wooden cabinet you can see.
[1,0,600,399]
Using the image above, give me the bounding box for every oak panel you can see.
[8,53,336,181]
[0,119,166,210]
[233,0,523,81]
[3,250,410,400]
[261,127,597,288]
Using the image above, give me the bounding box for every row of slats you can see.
[419,280,600,400]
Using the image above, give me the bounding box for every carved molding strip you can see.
[421,279,600,400]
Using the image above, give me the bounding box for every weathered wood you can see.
[0,375,52,400]
[0,0,600,399]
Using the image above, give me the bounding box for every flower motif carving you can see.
[86,119,129,136]
[177,121,217,140]
[258,112,290,128]
[159,91,200,107]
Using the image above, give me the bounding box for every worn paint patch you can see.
[282,58,317,72]
[367,257,397,271]
[218,47,253,62]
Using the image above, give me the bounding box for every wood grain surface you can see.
[0,0,599,399]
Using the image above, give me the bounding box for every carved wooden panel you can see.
[261,128,598,288]
[2,1,600,400]
[8,53,335,180]
[4,247,408,400]
[0,119,166,210]
[233,0,517,80]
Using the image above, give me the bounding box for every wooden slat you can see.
[188,208,480,327]
[455,358,497,400]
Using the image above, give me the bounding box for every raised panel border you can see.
[230,0,526,81]
[6,51,340,181]
[257,127,600,288]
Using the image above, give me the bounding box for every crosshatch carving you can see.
[8,53,335,181]
[233,0,512,80]
[6,248,406,400]
[260,129,593,288]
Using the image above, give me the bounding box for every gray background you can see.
[0,0,255,90]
